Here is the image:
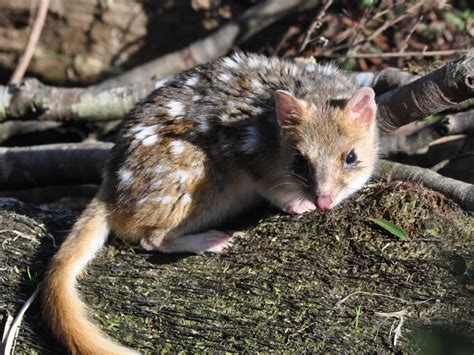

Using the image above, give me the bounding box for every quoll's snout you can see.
[316,195,334,210]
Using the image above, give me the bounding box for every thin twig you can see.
[322,2,423,57]
[299,0,333,53]
[1,285,41,355]
[399,15,423,53]
[375,310,407,347]
[431,133,474,172]
[317,49,471,59]
[9,0,50,84]
[361,2,423,49]
[335,291,432,308]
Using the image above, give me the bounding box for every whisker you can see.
[266,182,307,192]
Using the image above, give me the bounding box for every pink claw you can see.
[285,199,317,215]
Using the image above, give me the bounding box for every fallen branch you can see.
[316,49,471,59]
[0,142,112,189]
[2,54,470,129]
[0,121,61,143]
[376,52,474,133]
[97,0,321,89]
[380,110,474,155]
[376,160,474,211]
[0,78,155,122]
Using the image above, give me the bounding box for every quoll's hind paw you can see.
[196,230,233,253]
[284,199,317,215]
[150,230,233,254]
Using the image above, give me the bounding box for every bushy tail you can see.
[42,197,139,355]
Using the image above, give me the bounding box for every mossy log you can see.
[1,182,473,353]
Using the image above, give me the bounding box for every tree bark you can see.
[0,142,112,188]
[380,110,474,155]
[0,78,154,122]
[376,52,474,133]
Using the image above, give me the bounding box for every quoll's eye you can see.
[344,149,358,168]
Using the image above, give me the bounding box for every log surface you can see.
[0,182,473,353]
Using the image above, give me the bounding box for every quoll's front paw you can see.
[284,199,316,215]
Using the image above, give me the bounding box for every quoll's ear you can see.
[274,90,306,128]
[344,87,377,127]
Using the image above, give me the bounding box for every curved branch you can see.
[376,52,474,133]
[376,160,474,211]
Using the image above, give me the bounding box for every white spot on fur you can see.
[142,135,158,146]
[264,59,277,69]
[285,65,299,76]
[197,118,209,132]
[253,107,263,114]
[192,95,201,102]
[248,57,261,68]
[335,82,345,91]
[231,53,244,62]
[154,195,173,205]
[137,196,148,205]
[218,73,231,82]
[223,57,240,69]
[152,179,162,188]
[130,124,144,133]
[182,193,192,205]
[228,101,236,108]
[171,169,189,183]
[185,76,199,86]
[305,64,316,72]
[154,79,168,89]
[192,164,204,177]
[169,140,185,155]
[320,65,337,76]
[241,125,258,154]
[118,168,133,186]
[251,79,263,91]
[155,164,167,174]
[132,125,159,145]
[167,100,185,117]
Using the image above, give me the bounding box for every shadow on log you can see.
[0,182,473,353]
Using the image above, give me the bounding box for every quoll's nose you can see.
[316,195,333,210]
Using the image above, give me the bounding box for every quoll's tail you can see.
[42,197,139,354]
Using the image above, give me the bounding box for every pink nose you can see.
[316,195,333,210]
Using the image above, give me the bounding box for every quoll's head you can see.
[275,87,378,210]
